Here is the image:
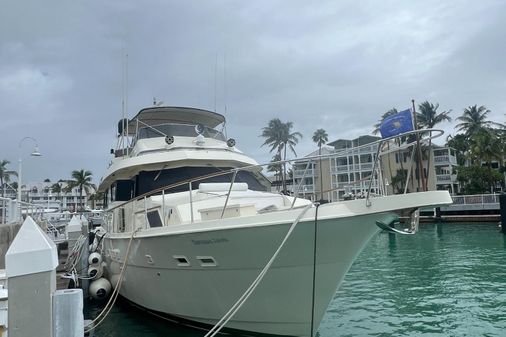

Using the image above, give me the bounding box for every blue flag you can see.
[379,109,414,138]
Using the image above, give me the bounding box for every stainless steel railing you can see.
[104,128,445,231]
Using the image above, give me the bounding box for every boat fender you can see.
[88,265,104,280]
[109,275,120,289]
[89,252,103,266]
[89,278,112,300]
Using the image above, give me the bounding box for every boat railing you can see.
[104,129,444,229]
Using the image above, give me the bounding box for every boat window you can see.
[110,183,117,202]
[197,256,217,267]
[173,256,190,267]
[115,180,135,201]
[137,123,226,141]
[135,166,268,196]
[147,210,163,228]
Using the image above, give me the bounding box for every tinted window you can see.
[135,166,267,196]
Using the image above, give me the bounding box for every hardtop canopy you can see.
[127,106,226,134]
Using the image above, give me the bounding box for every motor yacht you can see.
[97,106,451,336]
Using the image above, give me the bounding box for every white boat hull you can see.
[104,213,386,336]
[102,191,451,336]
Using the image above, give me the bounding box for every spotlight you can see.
[227,138,236,147]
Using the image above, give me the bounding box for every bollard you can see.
[5,216,58,337]
[500,194,506,234]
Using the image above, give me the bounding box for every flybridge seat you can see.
[198,183,249,193]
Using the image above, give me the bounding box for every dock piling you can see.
[6,216,58,337]
[500,194,506,234]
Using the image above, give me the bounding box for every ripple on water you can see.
[320,223,506,337]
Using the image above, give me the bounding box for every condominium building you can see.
[293,135,382,202]
[382,145,458,194]
[293,135,458,202]
[1,181,95,211]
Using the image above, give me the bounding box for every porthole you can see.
[197,256,217,267]
[173,255,190,267]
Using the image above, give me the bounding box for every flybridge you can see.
[114,106,229,157]
[125,106,226,134]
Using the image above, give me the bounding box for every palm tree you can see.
[261,119,302,192]
[0,160,16,198]
[470,128,503,191]
[312,129,329,201]
[417,101,452,184]
[68,170,95,211]
[455,105,492,136]
[51,182,63,205]
[267,154,283,191]
[417,101,452,129]
[446,134,469,166]
[88,191,104,209]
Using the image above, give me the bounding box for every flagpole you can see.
[412,99,427,191]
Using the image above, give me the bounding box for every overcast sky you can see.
[1,0,505,186]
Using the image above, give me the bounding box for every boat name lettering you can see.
[192,238,229,245]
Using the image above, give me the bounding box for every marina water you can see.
[86,222,506,336]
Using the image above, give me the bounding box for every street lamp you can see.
[17,137,42,212]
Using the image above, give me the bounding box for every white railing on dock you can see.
[451,194,499,205]
[0,197,45,224]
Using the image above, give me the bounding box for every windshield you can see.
[137,123,226,141]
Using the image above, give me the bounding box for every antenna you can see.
[214,53,218,113]
[125,53,129,152]
[223,53,227,116]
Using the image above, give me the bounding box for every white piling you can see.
[53,289,83,337]
[5,216,58,337]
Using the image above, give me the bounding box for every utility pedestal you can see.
[6,216,58,337]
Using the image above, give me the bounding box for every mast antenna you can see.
[223,53,227,117]
[214,53,218,113]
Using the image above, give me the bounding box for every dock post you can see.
[79,215,90,299]
[6,216,58,337]
[500,194,506,234]
[67,215,83,253]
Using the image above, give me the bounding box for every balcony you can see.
[297,185,314,193]
[293,169,314,177]
[332,181,379,189]
[435,174,457,184]
[331,162,374,174]
[434,155,457,166]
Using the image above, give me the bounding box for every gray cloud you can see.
[1,0,505,184]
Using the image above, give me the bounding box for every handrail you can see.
[220,171,238,219]
[104,128,445,224]
[291,159,313,208]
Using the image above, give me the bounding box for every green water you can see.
[88,223,506,336]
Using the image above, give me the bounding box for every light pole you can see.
[17,137,42,216]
